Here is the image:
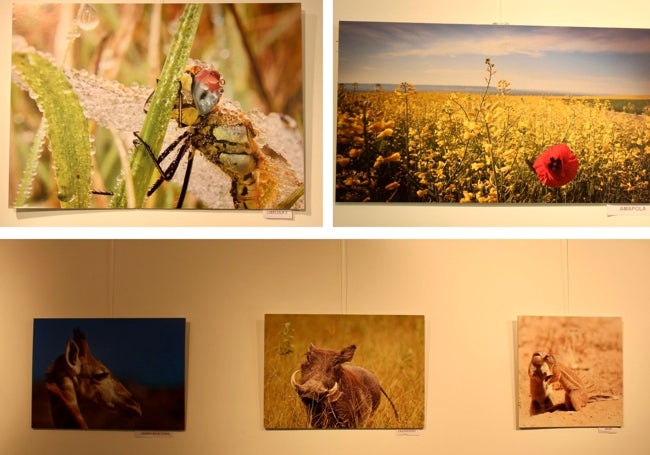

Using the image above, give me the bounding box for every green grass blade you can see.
[276,183,305,210]
[110,4,203,208]
[13,122,47,207]
[12,51,92,209]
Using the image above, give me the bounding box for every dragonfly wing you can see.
[247,111,305,209]
[172,152,233,209]
[15,55,304,209]
[65,68,151,133]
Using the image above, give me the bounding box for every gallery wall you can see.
[0,239,649,455]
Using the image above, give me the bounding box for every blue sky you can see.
[32,318,186,387]
[338,22,650,95]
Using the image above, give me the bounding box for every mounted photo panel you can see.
[517,315,623,428]
[32,318,186,431]
[264,314,425,429]
[337,22,650,205]
[11,3,304,210]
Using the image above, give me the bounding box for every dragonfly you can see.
[138,61,303,209]
[13,48,304,209]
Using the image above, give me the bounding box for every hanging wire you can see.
[562,239,571,314]
[340,240,348,314]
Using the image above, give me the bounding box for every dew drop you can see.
[57,187,76,203]
[76,4,99,31]
[66,30,81,41]
[27,88,39,101]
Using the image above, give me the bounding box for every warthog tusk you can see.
[291,370,339,400]
[290,370,301,389]
[327,381,339,397]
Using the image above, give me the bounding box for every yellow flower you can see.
[348,148,362,158]
[460,191,474,203]
[373,120,395,131]
[464,120,477,131]
[376,128,394,139]
[385,182,400,191]
[374,152,401,168]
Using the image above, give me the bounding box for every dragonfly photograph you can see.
[11,3,304,209]
[336,22,650,204]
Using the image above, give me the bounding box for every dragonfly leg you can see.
[177,149,195,208]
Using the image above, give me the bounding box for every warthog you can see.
[290,343,398,428]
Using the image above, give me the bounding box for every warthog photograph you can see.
[264,314,424,429]
[291,343,398,428]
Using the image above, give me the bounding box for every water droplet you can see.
[76,4,99,31]
[66,30,81,41]
[57,187,76,203]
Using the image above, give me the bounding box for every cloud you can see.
[342,22,650,60]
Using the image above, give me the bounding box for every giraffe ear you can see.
[65,339,82,375]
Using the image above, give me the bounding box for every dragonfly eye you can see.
[192,69,224,116]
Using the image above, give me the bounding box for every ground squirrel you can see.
[528,351,617,415]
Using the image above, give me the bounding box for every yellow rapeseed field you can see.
[336,66,650,204]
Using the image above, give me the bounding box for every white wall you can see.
[0,240,648,455]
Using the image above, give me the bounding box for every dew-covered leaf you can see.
[12,50,92,208]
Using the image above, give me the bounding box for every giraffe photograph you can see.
[517,315,623,428]
[31,318,186,431]
[263,314,425,429]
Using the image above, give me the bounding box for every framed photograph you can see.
[517,315,623,428]
[336,22,650,204]
[264,314,425,429]
[32,318,186,430]
[11,3,304,210]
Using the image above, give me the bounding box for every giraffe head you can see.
[46,329,142,428]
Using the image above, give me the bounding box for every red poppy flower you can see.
[532,144,579,188]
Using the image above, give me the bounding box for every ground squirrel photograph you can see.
[517,315,622,428]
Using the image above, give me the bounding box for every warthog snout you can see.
[291,343,398,428]
[291,370,339,402]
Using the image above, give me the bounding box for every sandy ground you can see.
[516,316,623,428]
